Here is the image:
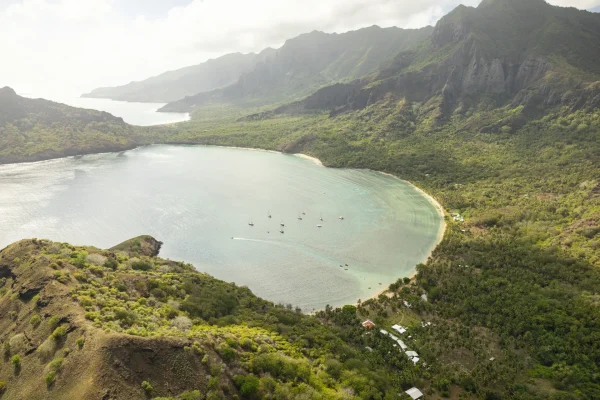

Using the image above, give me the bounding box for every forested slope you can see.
[160,1,600,397]
[0,87,165,164]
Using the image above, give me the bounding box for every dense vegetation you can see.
[2,1,600,398]
[161,85,600,398]
[0,87,173,164]
[0,237,425,399]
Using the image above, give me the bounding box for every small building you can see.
[403,300,412,309]
[405,351,419,359]
[405,387,424,400]
[411,357,420,365]
[362,319,375,329]
[397,340,408,351]
[380,329,389,336]
[389,333,399,341]
[392,324,407,334]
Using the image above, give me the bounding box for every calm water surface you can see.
[0,146,442,310]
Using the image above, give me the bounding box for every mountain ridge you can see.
[81,50,275,103]
[158,25,434,112]
[258,0,600,124]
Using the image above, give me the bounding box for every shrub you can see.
[141,380,153,396]
[86,253,107,266]
[30,314,42,328]
[172,316,192,331]
[0,381,6,393]
[235,374,259,396]
[3,342,10,358]
[132,261,153,271]
[251,353,311,383]
[78,296,94,307]
[208,376,219,390]
[48,357,63,373]
[51,326,67,341]
[11,355,21,372]
[45,371,56,388]
[31,294,41,305]
[180,391,203,400]
[48,316,60,329]
[103,258,118,271]
[53,271,70,284]
[219,345,236,363]
[76,337,85,349]
[74,272,88,283]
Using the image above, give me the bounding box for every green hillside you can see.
[158,1,600,398]
[0,87,170,164]
[0,236,421,399]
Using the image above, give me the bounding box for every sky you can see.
[0,0,598,98]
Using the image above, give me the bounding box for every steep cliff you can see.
[159,25,433,112]
[268,0,600,121]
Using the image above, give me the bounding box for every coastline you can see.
[358,172,446,303]
[1,143,446,307]
[294,153,324,166]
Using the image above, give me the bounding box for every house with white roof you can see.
[405,351,419,358]
[392,324,407,334]
[405,387,424,399]
[397,340,408,350]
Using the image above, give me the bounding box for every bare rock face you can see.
[430,5,472,50]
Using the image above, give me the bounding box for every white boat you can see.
[279,230,284,234]
[298,214,303,220]
[280,222,285,227]
[268,210,272,218]
[317,225,323,228]
[248,220,254,226]
[339,216,345,220]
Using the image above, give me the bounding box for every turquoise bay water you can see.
[0,145,442,310]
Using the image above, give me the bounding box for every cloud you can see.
[0,0,595,98]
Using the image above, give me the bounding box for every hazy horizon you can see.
[0,0,598,100]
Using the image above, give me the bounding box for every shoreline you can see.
[0,143,446,307]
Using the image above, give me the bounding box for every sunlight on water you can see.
[0,145,442,310]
